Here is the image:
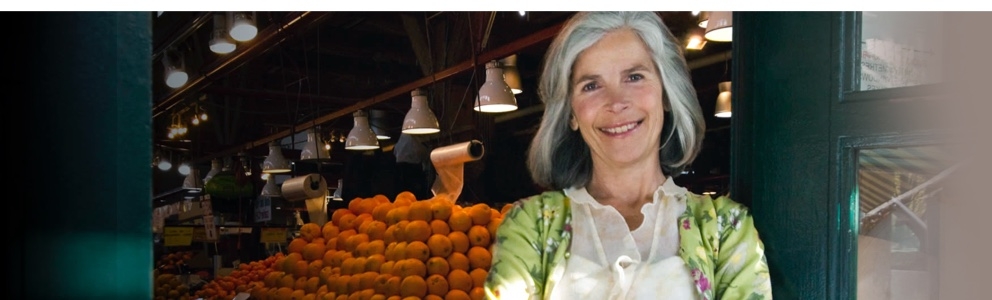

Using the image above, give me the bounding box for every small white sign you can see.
[256,196,272,222]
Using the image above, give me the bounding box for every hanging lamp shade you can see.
[475,61,518,113]
[369,109,392,140]
[500,54,523,94]
[178,162,191,176]
[182,168,203,193]
[346,110,380,150]
[262,141,291,173]
[697,11,710,28]
[209,14,236,54]
[162,52,188,88]
[300,128,331,161]
[260,176,281,197]
[402,89,440,134]
[715,81,732,118]
[705,11,733,42]
[229,12,257,42]
[203,158,222,184]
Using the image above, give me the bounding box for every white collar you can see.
[564,176,688,207]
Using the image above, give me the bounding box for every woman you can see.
[484,12,771,300]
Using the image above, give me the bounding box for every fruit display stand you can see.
[184,190,510,300]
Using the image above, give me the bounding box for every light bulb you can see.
[199,112,208,121]
[230,12,257,42]
[191,116,200,125]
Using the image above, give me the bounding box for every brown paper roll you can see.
[281,174,327,202]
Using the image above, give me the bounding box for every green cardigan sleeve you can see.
[484,192,571,300]
[680,194,773,300]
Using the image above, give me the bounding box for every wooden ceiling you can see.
[151,11,734,201]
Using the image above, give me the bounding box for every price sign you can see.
[203,215,218,241]
[256,196,272,222]
[260,227,287,244]
[192,227,208,242]
[163,227,194,246]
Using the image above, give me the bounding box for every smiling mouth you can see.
[599,120,643,135]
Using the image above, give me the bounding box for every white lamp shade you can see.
[475,61,518,113]
[300,129,331,161]
[178,163,191,176]
[715,81,732,118]
[162,53,188,88]
[182,169,203,192]
[346,110,380,150]
[697,11,710,28]
[209,14,236,54]
[229,12,257,42]
[705,11,733,42]
[500,55,523,94]
[157,156,172,171]
[262,141,292,173]
[260,177,281,197]
[402,89,440,134]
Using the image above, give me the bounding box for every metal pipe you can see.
[153,11,331,118]
[152,12,213,61]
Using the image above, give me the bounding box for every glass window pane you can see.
[859,12,943,91]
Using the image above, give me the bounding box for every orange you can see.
[468,204,491,226]
[394,220,410,243]
[334,275,351,295]
[345,233,370,253]
[284,253,304,272]
[500,203,514,216]
[353,213,374,233]
[426,256,451,276]
[383,226,398,245]
[446,269,473,293]
[394,191,417,206]
[352,257,368,274]
[349,198,364,214]
[379,260,395,276]
[372,203,394,222]
[323,250,338,268]
[444,290,470,300]
[339,213,358,231]
[447,231,470,254]
[305,277,321,293]
[307,260,325,277]
[373,274,392,295]
[469,269,487,288]
[466,247,492,270]
[448,211,472,233]
[303,242,327,262]
[430,219,450,236]
[446,252,470,272]
[278,273,295,288]
[367,240,386,256]
[384,276,402,297]
[370,294,387,300]
[425,295,444,300]
[337,229,357,243]
[364,221,388,241]
[355,242,370,257]
[408,200,434,221]
[293,260,309,278]
[360,271,378,290]
[341,257,357,275]
[487,217,502,238]
[432,193,453,204]
[365,254,386,273]
[427,234,454,258]
[387,206,410,225]
[469,287,485,300]
[348,274,362,295]
[405,220,432,243]
[359,198,379,214]
[313,237,326,246]
[390,242,408,263]
[332,208,352,226]
[300,222,323,242]
[406,241,431,261]
[399,276,427,298]
[426,274,449,296]
[373,194,391,204]
[430,201,453,221]
[467,226,491,248]
[288,237,309,254]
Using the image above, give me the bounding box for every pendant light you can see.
[697,11,710,28]
[369,109,392,140]
[705,11,733,42]
[155,152,172,171]
[260,176,281,197]
[182,168,203,193]
[208,14,236,54]
[475,60,518,113]
[500,54,523,94]
[715,81,732,118]
[162,51,188,88]
[228,12,257,42]
[300,128,331,161]
[262,141,291,173]
[346,110,380,150]
[402,89,440,134]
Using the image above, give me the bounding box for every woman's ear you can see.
[569,116,579,131]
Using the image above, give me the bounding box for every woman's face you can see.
[570,28,665,170]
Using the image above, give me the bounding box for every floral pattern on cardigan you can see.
[484,190,772,300]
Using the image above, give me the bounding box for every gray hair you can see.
[527,11,705,190]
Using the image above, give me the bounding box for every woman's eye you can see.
[581,82,598,92]
[627,74,644,82]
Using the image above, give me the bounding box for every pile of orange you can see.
[194,191,511,300]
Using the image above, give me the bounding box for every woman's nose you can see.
[605,88,630,113]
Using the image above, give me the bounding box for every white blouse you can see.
[549,179,698,300]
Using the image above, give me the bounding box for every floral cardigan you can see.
[484,190,772,300]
